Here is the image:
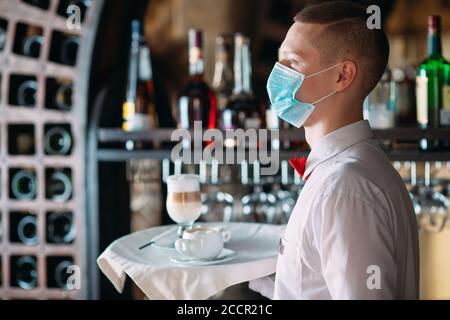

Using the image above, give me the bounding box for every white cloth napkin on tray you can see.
[97,222,285,300]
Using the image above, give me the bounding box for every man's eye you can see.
[278,59,290,67]
[289,59,298,66]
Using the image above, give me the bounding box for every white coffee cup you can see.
[174,226,231,260]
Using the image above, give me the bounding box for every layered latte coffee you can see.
[166,174,202,224]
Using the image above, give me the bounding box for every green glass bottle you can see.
[416,15,450,151]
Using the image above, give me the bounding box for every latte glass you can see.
[166,174,202,237]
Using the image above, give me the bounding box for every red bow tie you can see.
[289,156,309,181]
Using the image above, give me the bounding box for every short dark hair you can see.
[294,1,390,96]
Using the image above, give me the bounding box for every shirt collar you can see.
[304,120,374,178]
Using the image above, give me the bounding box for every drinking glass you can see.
[166,174,202,237]
[239,160,278,223]
[416,162,449,233]
[407,162,422,217]
[199,160,234,222]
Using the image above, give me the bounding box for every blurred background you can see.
[0,0,450,300]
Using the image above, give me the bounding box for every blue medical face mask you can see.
[266,62,342,128]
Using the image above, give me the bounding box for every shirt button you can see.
[278,239,284,255]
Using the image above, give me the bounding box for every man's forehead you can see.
[297,20,326,33]
[281,22,322,55]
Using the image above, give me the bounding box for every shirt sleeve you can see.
[314,192,398,299]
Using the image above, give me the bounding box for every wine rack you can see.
[0,0,104,299]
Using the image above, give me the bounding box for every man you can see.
[250,1,419,299]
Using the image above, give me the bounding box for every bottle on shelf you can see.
[364,68,395,129]
[44,124,73,155]
[220,33,262,146]
[177,29,217,132]
[137,37,159,132]
[13,23,43,58]
[122,19,140,137]
[56,81,73,110]
[49,31,80,66]
[10,168,37,200]
[45,168,72,202]
[416,15,450,151]
[391,66,416,126]
[46,211,75,244]
[0,19,7,52]
[46,256,74,289]
[13,213,38,245]
[9,75,38,107]
[13,255,38,289]
[18,80,38,107]
[212,34,234,112]
[22,25,43,58]
[8,124,35,155]
[54,259,74,289]
[122,20,158,150]
[45,78,74,111]
[60,35,80,65]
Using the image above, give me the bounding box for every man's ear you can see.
[335,60,357,92]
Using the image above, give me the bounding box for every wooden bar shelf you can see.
[96,149,450,162]
[98,127,450,143]
[96,127,450,162]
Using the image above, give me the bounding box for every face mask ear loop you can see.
[304,62,342,79]
[291,74,305,101]
[312,90,337,105]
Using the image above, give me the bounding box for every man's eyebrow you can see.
[281,49,304,59]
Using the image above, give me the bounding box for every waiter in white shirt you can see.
[250,1,420,299]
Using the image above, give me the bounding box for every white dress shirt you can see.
[273,120,420,299]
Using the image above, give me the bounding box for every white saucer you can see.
[170,248,237,266]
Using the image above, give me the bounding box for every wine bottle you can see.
[138,39,159,130]
[55,81,73,111]
[49,31,79,66]
[44,125,73,155]
[10,169,37,200]
[8,124,35,155]
[47,211,75,244]
[16,214,38,245]
[220,34,262,146]
[13,23,43,58]
[366,68,395,129]
[47,258,74,289]
[122,20,158,150]
[46,169,72,202]
[55,259,73,289]
[46,256,75,289]
[0,23,6,52]
[22,28,43,58]
[392,67,416,126]
[14,255,38,289]
[45,78,73,111]
[416,15,450,151]
[123,20,145,150]
[17,79,38,107]
[60,35,80,66]
[177,29,217,131]
[212,34,234,111]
